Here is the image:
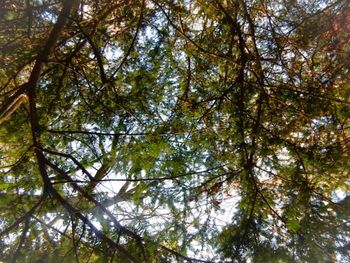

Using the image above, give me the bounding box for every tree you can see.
[0,0,349,262]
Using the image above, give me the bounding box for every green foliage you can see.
[0,0,350,262]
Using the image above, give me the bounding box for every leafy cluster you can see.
[0,0,349,262]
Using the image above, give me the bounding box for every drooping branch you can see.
[0,196,44,238]
[45,159,144,244]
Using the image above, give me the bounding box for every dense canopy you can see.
[0,0,350,262]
